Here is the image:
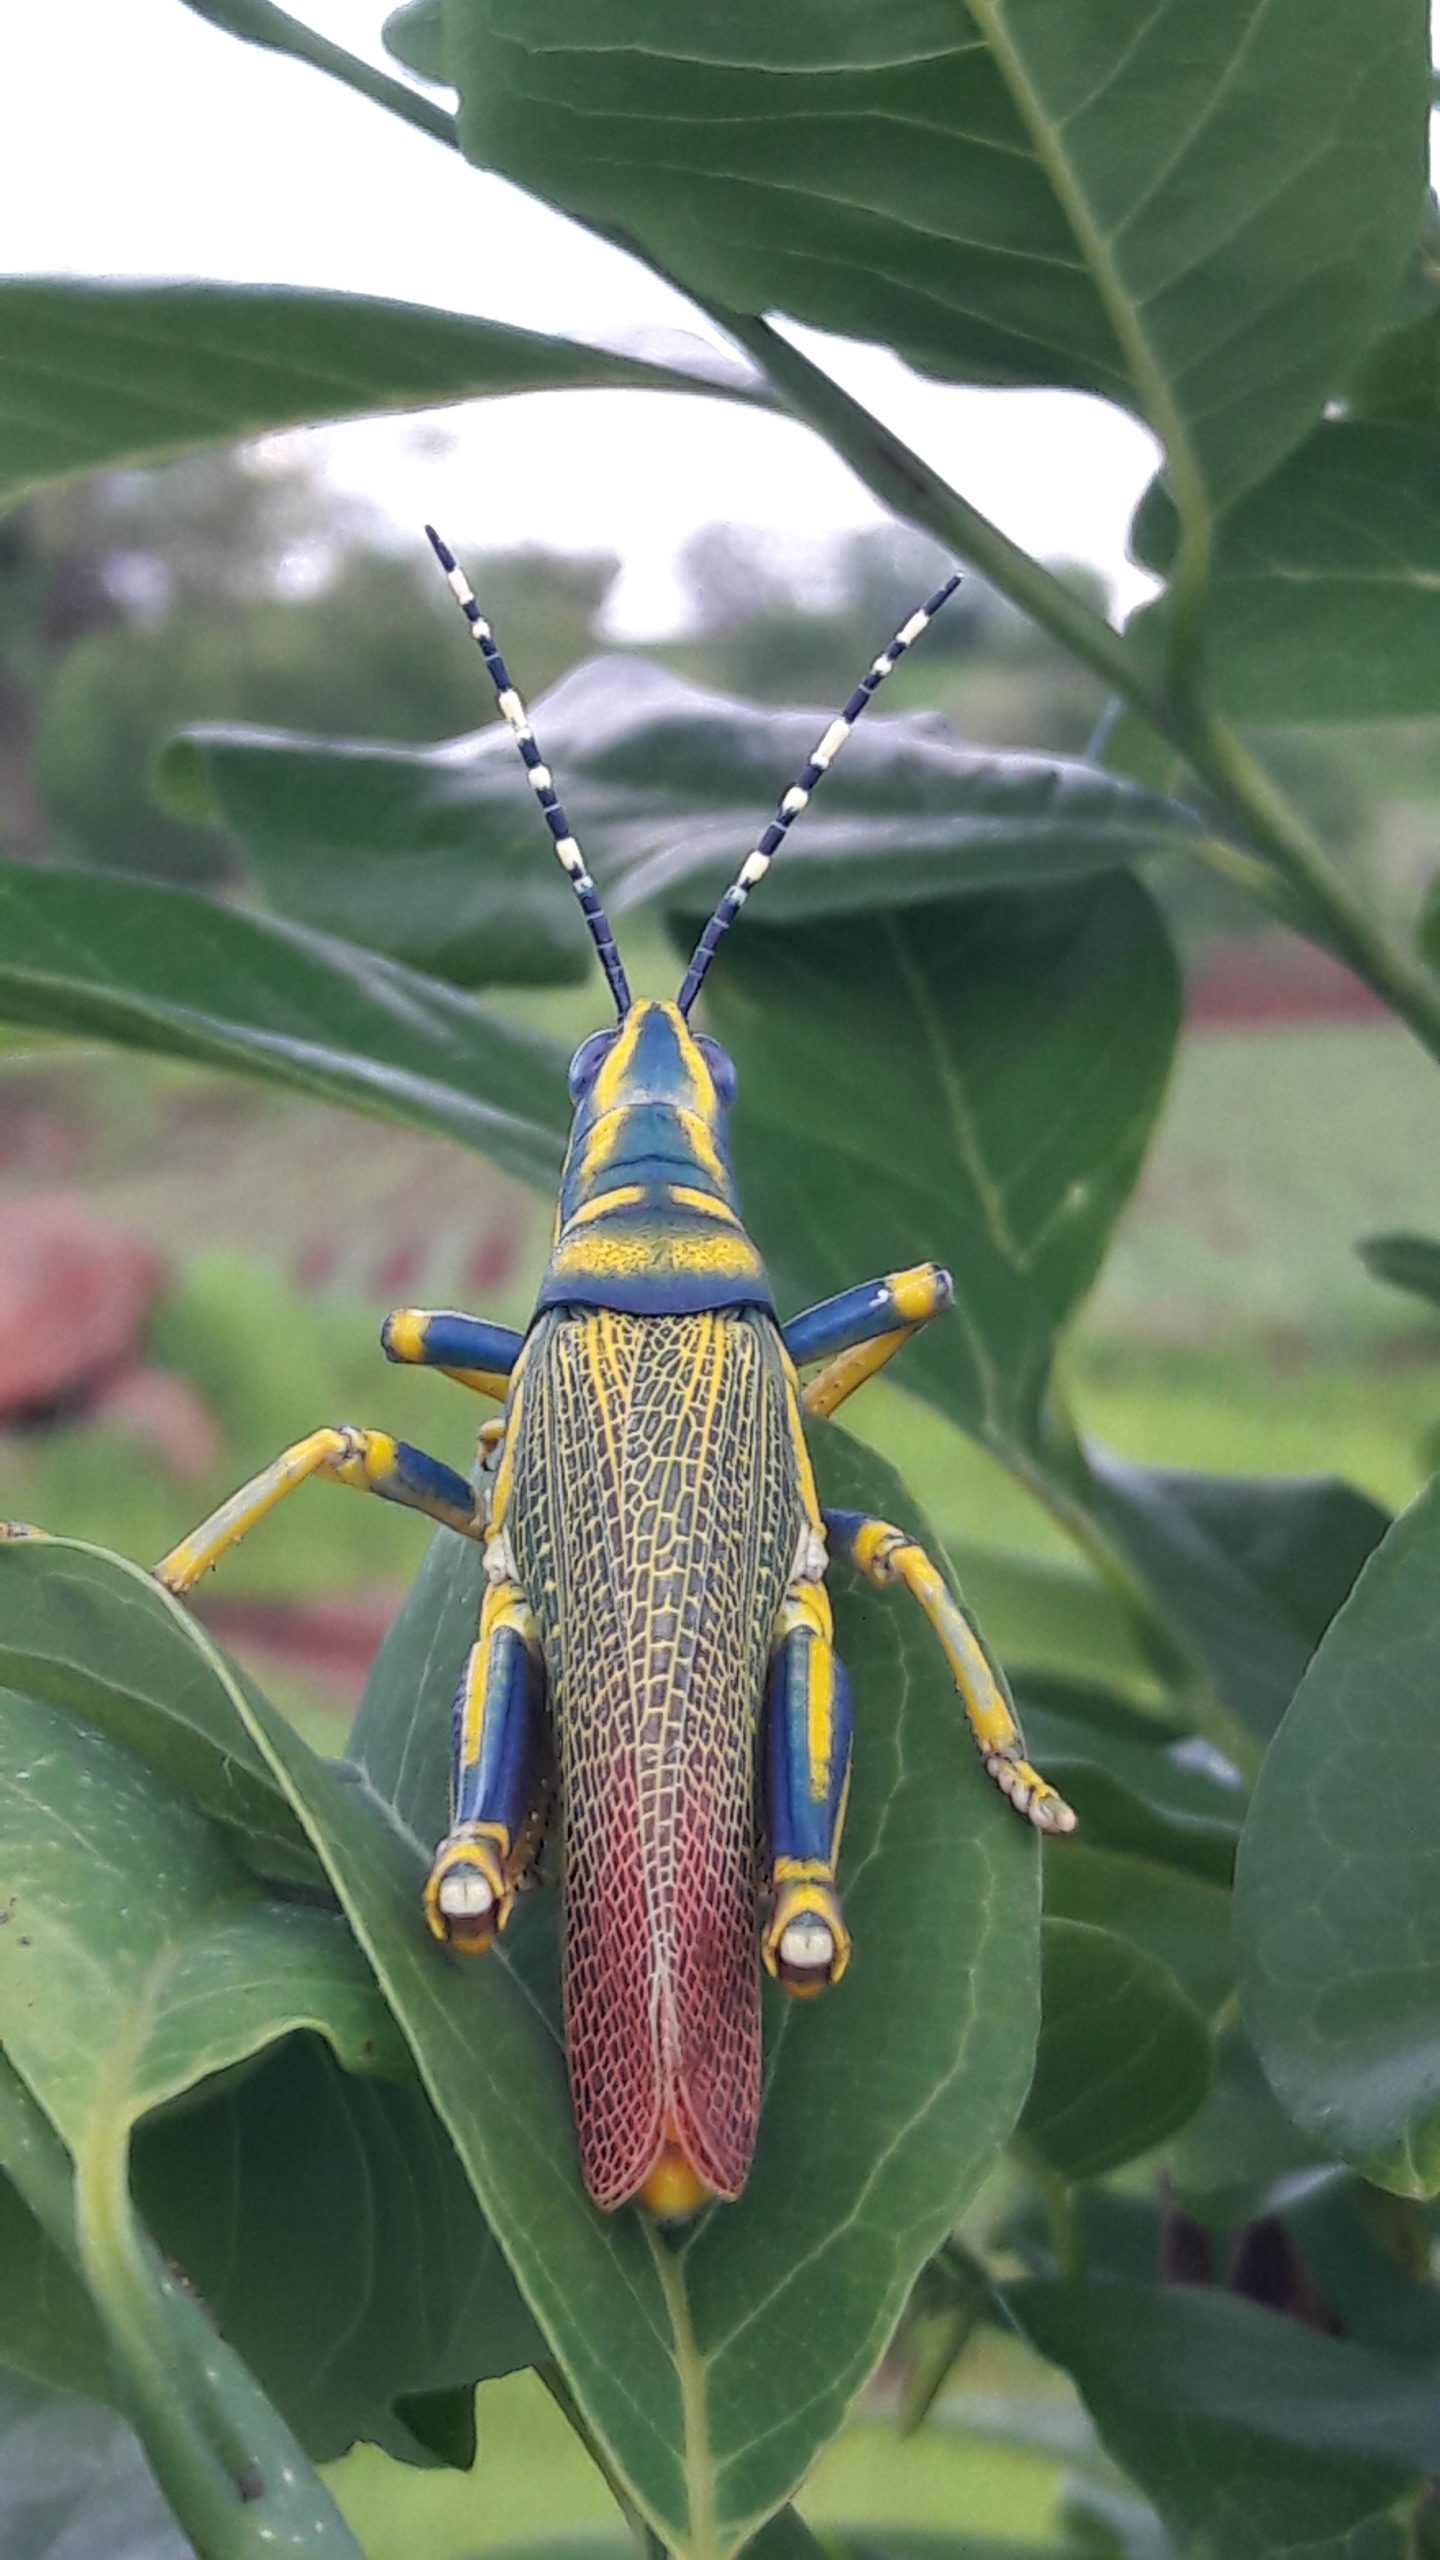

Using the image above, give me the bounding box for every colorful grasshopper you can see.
[80,540,1076,2218]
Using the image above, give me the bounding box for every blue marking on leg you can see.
[764,1629,853,1871]
[783,1279,901,1369]
[452,1627,544,1840]
[378,1439,477,1523]
[381,1310,524,1377]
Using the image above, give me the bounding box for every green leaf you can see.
[0,1714,379,2556]
[133,2033,543,2464]
[710,880,1179,1461]
[160,662,1200,983]
[0,1537,315,1885]
[251,1428,1041,2553]
[1168,2023,1331,2231]
[1282,2181,1440,2364]
[1011,2279,1439,2559]
[383,0,447,80]
[1042,1846,1233,2019]
[0,2162,115,2408]
[1016,1681,1242,1885]
[1236,1478,1440,2196]
[0,280,759,512]
[0,2369,189,2560]
[448,0,1429,514]
[1357,1230,1440,1309]
[1129,425,1440,723]
[1018,1920,1212,2182]
[0,862,568,1184]
[942,1549,1162,1707]
[1086,1454,1389,1747]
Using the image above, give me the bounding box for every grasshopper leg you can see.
[154,1427,483,1595]
[381,1308,523,1402]
[760,1578,854,1996]
[825,1508,1076,1835]
[784,1263,953,1420]
[426,1574,547,1955]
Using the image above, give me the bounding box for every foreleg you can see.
[381,1308,524,1402]
[783,1263,953,1419]
[155,1427,483,1595]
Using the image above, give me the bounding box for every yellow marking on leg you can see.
[803,1326,912,1419]
[776,1582,837,1794]
[888,1261,950,1323]
[849,1520,1076,1834]
[780,1365,826,1537]
[424,1822,513,1954]
[154,1425,481,1596]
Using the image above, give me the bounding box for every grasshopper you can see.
[29,539,1075,2218]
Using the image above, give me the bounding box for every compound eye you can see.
[694,1036,737,1109]
[567,1029,617,1101]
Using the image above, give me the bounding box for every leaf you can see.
[1016,1681,1243,1885]
[1357,1230,1440,1309]
[1017,1920,1212,2182]
[1042,1846,1233,2019]
[1086,1453,1389,1747]
[133,2033,543,2464]
[0,280,760,512]
[447,0,1429,514]
[0,2369,190,2560]
[252,1428,1041,2553]
[0,1538,315,1885]
[383,0,446,80]
[0,862,568,1185]
[1011,2279,1440,2560]
[1168,2023,1331,2230]
[160,660,1200,984]
[1128,425,1440,723]
[0,2165,115,2409]
[1236,1478,1440,2196]
[709,880,1180,1462]
[942,1549,1161,1706]
[0,1800,372,2557]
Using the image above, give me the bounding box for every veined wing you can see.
[510,1306,802,2206]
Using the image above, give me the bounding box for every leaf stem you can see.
[176,0,459,148]
[723,315,1440,1065]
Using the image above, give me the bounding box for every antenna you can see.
[676,573,961,1017]
[424,526,632,1019]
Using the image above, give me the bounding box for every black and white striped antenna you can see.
[425,526,632,1020]
[675,573,961,1017]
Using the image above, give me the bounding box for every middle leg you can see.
[760,1578,854,1997]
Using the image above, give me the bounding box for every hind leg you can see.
[760,1579,854,1996]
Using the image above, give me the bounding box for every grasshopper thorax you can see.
[536,999,771,1317]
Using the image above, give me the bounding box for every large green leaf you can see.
[133,2033,543,2464]
[1041,1845,1232,2019]
[1086,1454,1389,1748]
[1129,425,1440,723]
[1168,2023,1330,2231]
[0,862,568,1183]
[0,280,758,512]
[253,1429,1040,2554]
[0,1537,314,1885]
[1017,1920,1211,2182]
[0,1700,382,2555]
[160,661,1200,983]
[447,0,1428,514]
[1011,2280,1439,2559]
[710,880,1179,1461]
[1236,1478,1440,2195]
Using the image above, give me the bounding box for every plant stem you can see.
[725,313,1440,1065]
[176,0,459,148]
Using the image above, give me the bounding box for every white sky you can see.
[5,2,1167,635]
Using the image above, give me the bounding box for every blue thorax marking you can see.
[534,999,774,1317]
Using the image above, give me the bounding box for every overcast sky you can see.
[7,2,1172,634]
